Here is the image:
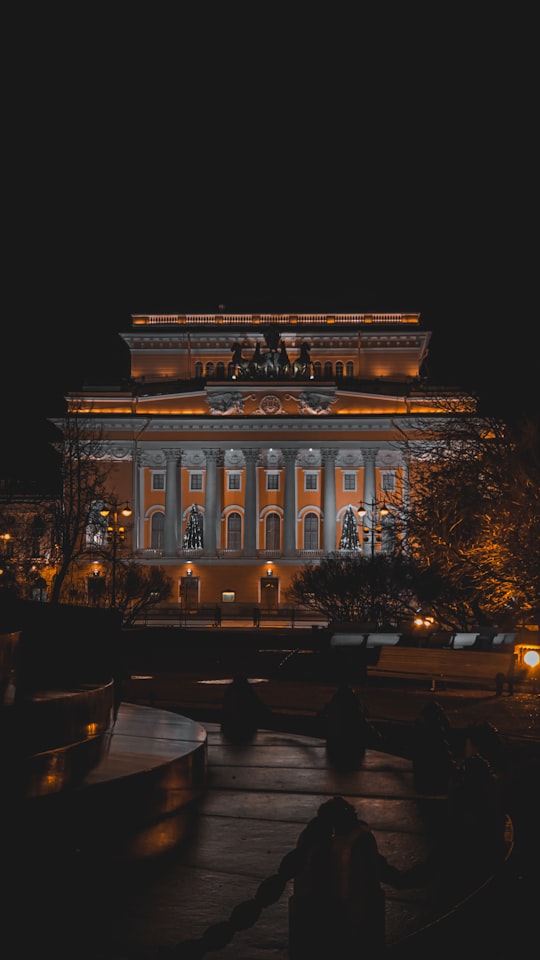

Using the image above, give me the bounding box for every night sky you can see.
[3,10,537,481]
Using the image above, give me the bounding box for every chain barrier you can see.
[152,795,425,960]
[155,812,316,959]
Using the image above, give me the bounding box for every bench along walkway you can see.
[369,647,515,691]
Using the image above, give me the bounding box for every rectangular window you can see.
[381,471,396,493]
[190,473,203,491]
[152,472,165,490]
[267,472,280,491]
[343,472,357,492]
[304,472,318,491]
[228,472,241,491]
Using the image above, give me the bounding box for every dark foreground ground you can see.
[116,628,540,956]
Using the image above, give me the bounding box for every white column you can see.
[362,448,378,556]
[243,449,259,556]
[282,449,298,557]
[204,449,220,555]
[135,452,145,551]
[322,448,338,554]
[164,450,179,555]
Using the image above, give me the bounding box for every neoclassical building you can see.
[64,311,469,615]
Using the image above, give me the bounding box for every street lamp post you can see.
[99,501,132,606]
[357,498,389,557]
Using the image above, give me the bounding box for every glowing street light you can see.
[99,501,132,606]
[357,498,389,557]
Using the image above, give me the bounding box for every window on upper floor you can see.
[228,472,241,491]
[85,501,107,547]
[303,512,319,550]
[265,512,281,550]
[190,473,203,491]
[304,472,318,491]
[343,472,357,492]
[30,516,46,558]
[266,472,279,491]
[227,512,242,550]
[151,512,164,550]
[381,471,396,493]
[152,472,165,491]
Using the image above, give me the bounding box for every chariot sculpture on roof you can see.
[230,326,312,381]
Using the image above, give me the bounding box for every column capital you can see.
[362,448,379,465]
[203,449,222,463]
[282,449,299,464]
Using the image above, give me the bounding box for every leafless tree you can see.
[48,408,113,603]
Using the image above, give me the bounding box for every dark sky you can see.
[3,10,537,481]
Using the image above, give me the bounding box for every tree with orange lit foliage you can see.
[403,413,540,631]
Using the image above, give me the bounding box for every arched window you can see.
[205,362,214,378]
[346,361,354,377]
[227,512,242,550]
[265,512,281,550]
[313,361,322,379]
[216,361,225,379]
[30,515,46,558]
[335,361,344,378]
[324,361,333,380]
[151,512,164,550]
[195,361,203,378]
[303,512,319,550]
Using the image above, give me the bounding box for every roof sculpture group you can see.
[231,327,312,380]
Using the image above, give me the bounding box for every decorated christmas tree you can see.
[339,506,361,551]
[183,503,203,549]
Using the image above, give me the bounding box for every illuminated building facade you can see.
[65,312,470,615]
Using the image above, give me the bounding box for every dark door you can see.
[260,577,278,612]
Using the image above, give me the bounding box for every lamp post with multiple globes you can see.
[99,501,132,606]
[357,498,389,557]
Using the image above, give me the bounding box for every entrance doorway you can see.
[260,577,278,612]
[180,576,199,622]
